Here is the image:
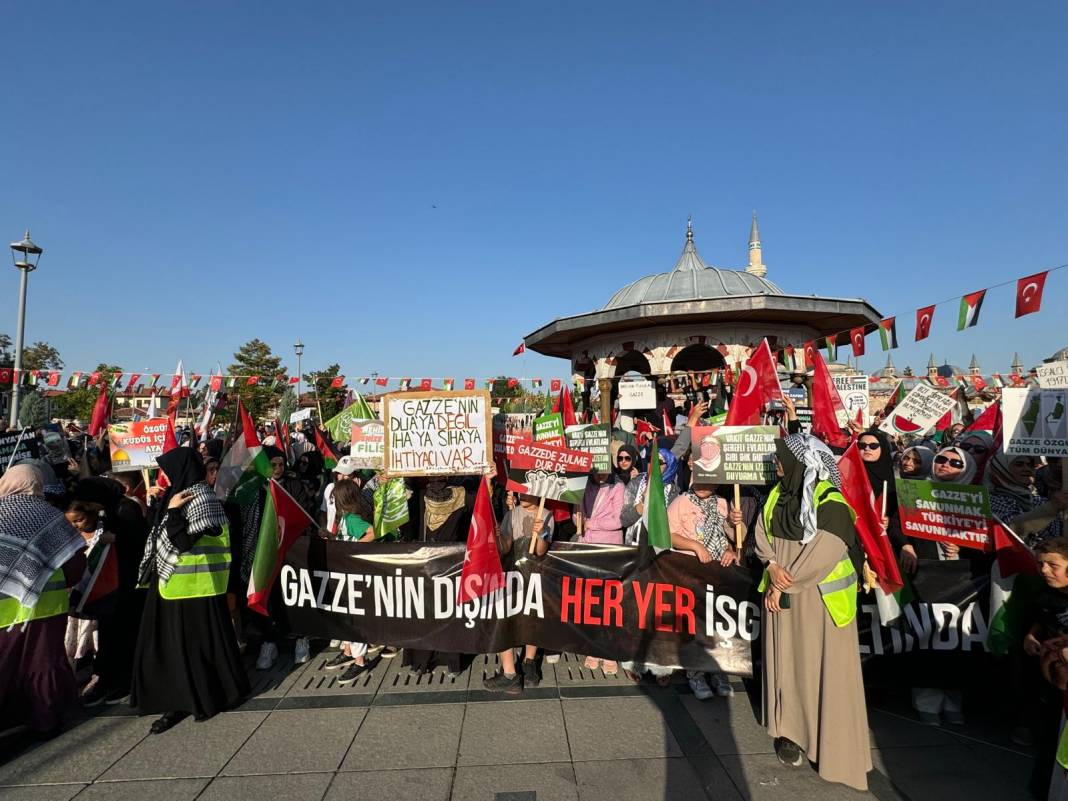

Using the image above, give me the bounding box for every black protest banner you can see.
[0,429,40,475]
[278,537,760,676]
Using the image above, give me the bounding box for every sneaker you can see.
[688,673,714,701]
[483,671,522,694]
[379,646,400,659]
[324,652,357,671]
[294,637,310,664]
[774,737,804,767]
[80,678,109,708]
[329,639,341,648]
[712,674,734,697]
[255,642,278,670]
[545,653,560,664]
[522,659,540,688]
[337,662,370,685]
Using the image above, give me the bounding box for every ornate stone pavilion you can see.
[523,216,881,413]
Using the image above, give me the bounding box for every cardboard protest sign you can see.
[690,426,779,485]
[834,375,870,426]
[506,440,592,504]
[896,479,993,552]
[618,377,656,410]
[349,419,384,468]
[565,424,612,472]
[290,408,313,423]
[0,429,40,474]
[533,412,565,447]
[1002,387,1068,457]
[878,383,957,437]
[1036,361,1068,390]
[39,424,71,466]
[107,420,170,472]
[793,407,814,434]
[383,390,492,476]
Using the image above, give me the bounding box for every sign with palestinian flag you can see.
[532,412,566,447]
[896,479,993,552]
[878,383,957,436]
[383,390,492,476]
[833,375,870,426]
[506,440,592,503]
[349,419,385,468]
[957,289,986,331]
[107,419,171,472]
[690,425,779,485]
[1002,387,1068,456]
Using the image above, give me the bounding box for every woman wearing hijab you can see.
[620,448,677,545]
[898,445,935,481]
[857,430,911,574]
[576,464,625,546]
[131,448,247,734]
[0,464,87,735]
[987,453,1065,547]
[614,444,641,486]
[755,434,871,790]
[954,431,994,481]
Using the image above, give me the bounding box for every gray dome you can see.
[602,224,784,310]
[1047,345,1068,363]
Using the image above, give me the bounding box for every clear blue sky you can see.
[2,1,1065,383]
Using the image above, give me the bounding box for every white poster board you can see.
[618,377,656,410]
[382,390,492,475]
[1003,387,1068,457]
[289,408,313,423]
[349,419,384,468]
[1036,361,1068,390]
[878,383,957,437]
[834,375,870,426]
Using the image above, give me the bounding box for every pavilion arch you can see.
[670,343,725,373]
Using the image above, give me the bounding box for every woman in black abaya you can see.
[131,448,248,733]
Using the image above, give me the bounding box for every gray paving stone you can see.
[75,778,209,800]
[681,693,774,756]
[458,701,571,766]
[573,758,711,801]
[867,708,962,749]
[873,744,1034,801]
[200,772,334,801]
[0,717,150,786]
[323,767,453,800]
[223,708,364,776]
[98,711,267,780]
[246,653,315,699]
[717,753,874,799]
[550,652,630,687]
[562,697,682,761]
[340,704,463,771]
[0,786,85,801]
[453,762,577,801]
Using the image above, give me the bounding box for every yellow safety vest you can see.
[0,568,70,627]
[159,522,231,600]
[758,480,859,628]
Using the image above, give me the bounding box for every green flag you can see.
[373,477,409,538]
[324,394,375,443]
[639,447,672,562]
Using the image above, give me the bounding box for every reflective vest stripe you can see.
[818,571,858,595]
[170,561,229,574]
[158,522,231,600]
[186,545,230,555]
[0,568,70,627]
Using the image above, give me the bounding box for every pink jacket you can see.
[581,479,624,544]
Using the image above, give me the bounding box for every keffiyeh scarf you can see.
[686,491,729,560]
[0,493,85,609]
[781,433,842,545]
[138,482,229,585]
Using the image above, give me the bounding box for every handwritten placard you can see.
[383,390,491,476]
[878,383,957,437]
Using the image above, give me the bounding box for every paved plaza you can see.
[0,648,1037,801]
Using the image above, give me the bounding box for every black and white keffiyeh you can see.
[138,481,228,585]
[0,493,85,610]
[686,491,730,559]
[777,433,841,545]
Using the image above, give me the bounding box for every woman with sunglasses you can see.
[953,432,994,481]
[614,445,641,485]
[856,431,912,574]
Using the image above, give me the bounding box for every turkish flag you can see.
[0,368,11,384]
[934,375,949,388]
[420,378,432,390]
[725,339,782,425]
[506,378,518,389]
[803,340,818,368]
[210,375,224,392]
[375,377,388,387]
[553,386,579,426]
[809,348,849,448]
[915,305,935,341]
[837,443,904,595]
[330,376,345,389]
[88,371,101,387]
[88,386,109,437]
[47,371,60,386]
[512,343,525,356]
[971,375,987,391]
[550,378,561,393]
[457,479,505,605]
[247,376,260,386]
[1016,271,1048,318]
[464,378,475,390]
[850,327,866,357]
[125,373,141,392]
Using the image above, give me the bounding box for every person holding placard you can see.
[986,452,1066,547]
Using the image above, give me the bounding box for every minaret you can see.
[883,353,896,379]
[969,354,981,376]
[1011,353,1024,375]
[747,211,767,278]
[927,354,938,380]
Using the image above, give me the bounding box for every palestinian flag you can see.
[323,394,375,444]
[147,374,160,388]
[313,426,340,470]
[874,574,918,627]
[532,378,543,389]
[188,374,202,389]
[637,444,672,566]
[374,477,410,538]
[957,289,986,331]
[443,378,454,391]
[247,479,316,616]
[226,376,238,389]
[824,336,837,362]
[779,347,797,372]
[72,540,119,613]
[879,317,898,351]
[399,378,411,391]
[991,373,1004,389]
[359,377,370,385]
[215,398,273,506]
[109,373,124,389]
[987,517,1041,656]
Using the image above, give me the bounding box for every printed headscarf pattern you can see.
[778,433,842,545]
[0,465,84,610]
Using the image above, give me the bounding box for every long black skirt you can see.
[130,580,249,719]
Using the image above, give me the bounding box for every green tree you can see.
[304,363,346,422]
[490,377,544,413]
[227,339,284,423]
[0,334,11,366]
[51,363,122,422]
[18,390,46,427]
[276,387,297,425]
[21,341,64,371]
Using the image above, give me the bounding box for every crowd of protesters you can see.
[1,374,1067,796]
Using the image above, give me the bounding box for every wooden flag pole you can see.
[881,480,889,525]
[528,495,547,555]
[733,483,744,551]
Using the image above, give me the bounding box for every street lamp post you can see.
[9,231,43,427]
[293,339,304,418]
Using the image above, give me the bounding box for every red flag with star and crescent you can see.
[457,478,505,604]
[1016,271,1048,318]
[724,339,782,425]
[803,340,818,368]
[915,305,935,341]
[850,327,866,357]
